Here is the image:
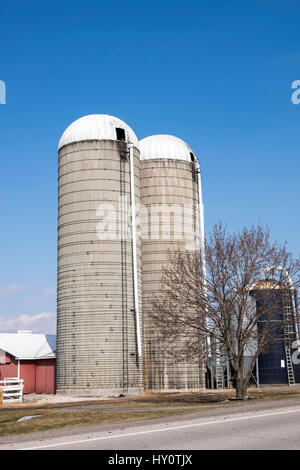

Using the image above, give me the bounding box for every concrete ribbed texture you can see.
[141,159,206,391]
[57,140,142,396]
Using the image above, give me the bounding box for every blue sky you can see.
[0,0,299,332]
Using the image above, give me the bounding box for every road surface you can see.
[1,398,300,450]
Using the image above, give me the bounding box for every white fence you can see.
[0,377,24,403]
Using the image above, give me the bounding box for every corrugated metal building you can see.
[0,331,56,394]
[253,283,300,386]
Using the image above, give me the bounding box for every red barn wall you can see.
[20,361,36,393]
[0,352,56,394]
[0,352,18,379]
[36,359,56,394]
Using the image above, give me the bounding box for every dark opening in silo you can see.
[116,127,126,141]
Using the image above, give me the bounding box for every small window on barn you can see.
[116,128,126,141]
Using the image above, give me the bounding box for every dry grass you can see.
[0,407,204,437]
[1,385,300,437]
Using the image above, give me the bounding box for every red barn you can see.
[0,331,56,394]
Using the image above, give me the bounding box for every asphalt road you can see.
[2,399,300,450]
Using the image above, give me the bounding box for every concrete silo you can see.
[57,114,142,396]
[140,134,206,391]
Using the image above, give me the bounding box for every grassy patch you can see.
[1,386,300,436]
[0,407,204,437]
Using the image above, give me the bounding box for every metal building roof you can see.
[58,114,139,150]
[0,331,56,360]
[139,134,198,163]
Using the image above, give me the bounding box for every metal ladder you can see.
[120,152,129,393]
[282,289,296,385]
[215,341,224,389]
[285,345,295,385]
[215,362,224,389]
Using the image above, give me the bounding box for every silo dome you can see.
[58,114,139,150]
[139,134,197,163]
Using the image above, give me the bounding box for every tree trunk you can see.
[235,372,247,399]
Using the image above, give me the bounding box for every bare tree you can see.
[151,223,300,399]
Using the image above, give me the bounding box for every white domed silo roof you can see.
[58,114,139,150]
[139,134,197,163]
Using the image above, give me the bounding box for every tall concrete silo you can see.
[57,114,142,396]
[140,134,206,391]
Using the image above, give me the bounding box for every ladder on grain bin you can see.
[215,340,224,388]
[215,359,224,389]
[282,289,297,385]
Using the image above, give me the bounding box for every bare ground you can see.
[1,385,300,437]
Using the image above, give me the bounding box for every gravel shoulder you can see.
[1,386,300,444]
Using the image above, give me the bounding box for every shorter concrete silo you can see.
[140,134,206,391]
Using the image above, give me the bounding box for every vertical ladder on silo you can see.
[285,346,295,385]
[215,341,224,389]
[120,152,129,393]
[215,362,224,389]
[282,289,296,385]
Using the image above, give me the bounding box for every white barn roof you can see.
[139,134,198,163]
[58,114,139,150]
[0,331,56,360]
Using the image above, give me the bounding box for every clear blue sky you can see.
[0,0,299,332]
